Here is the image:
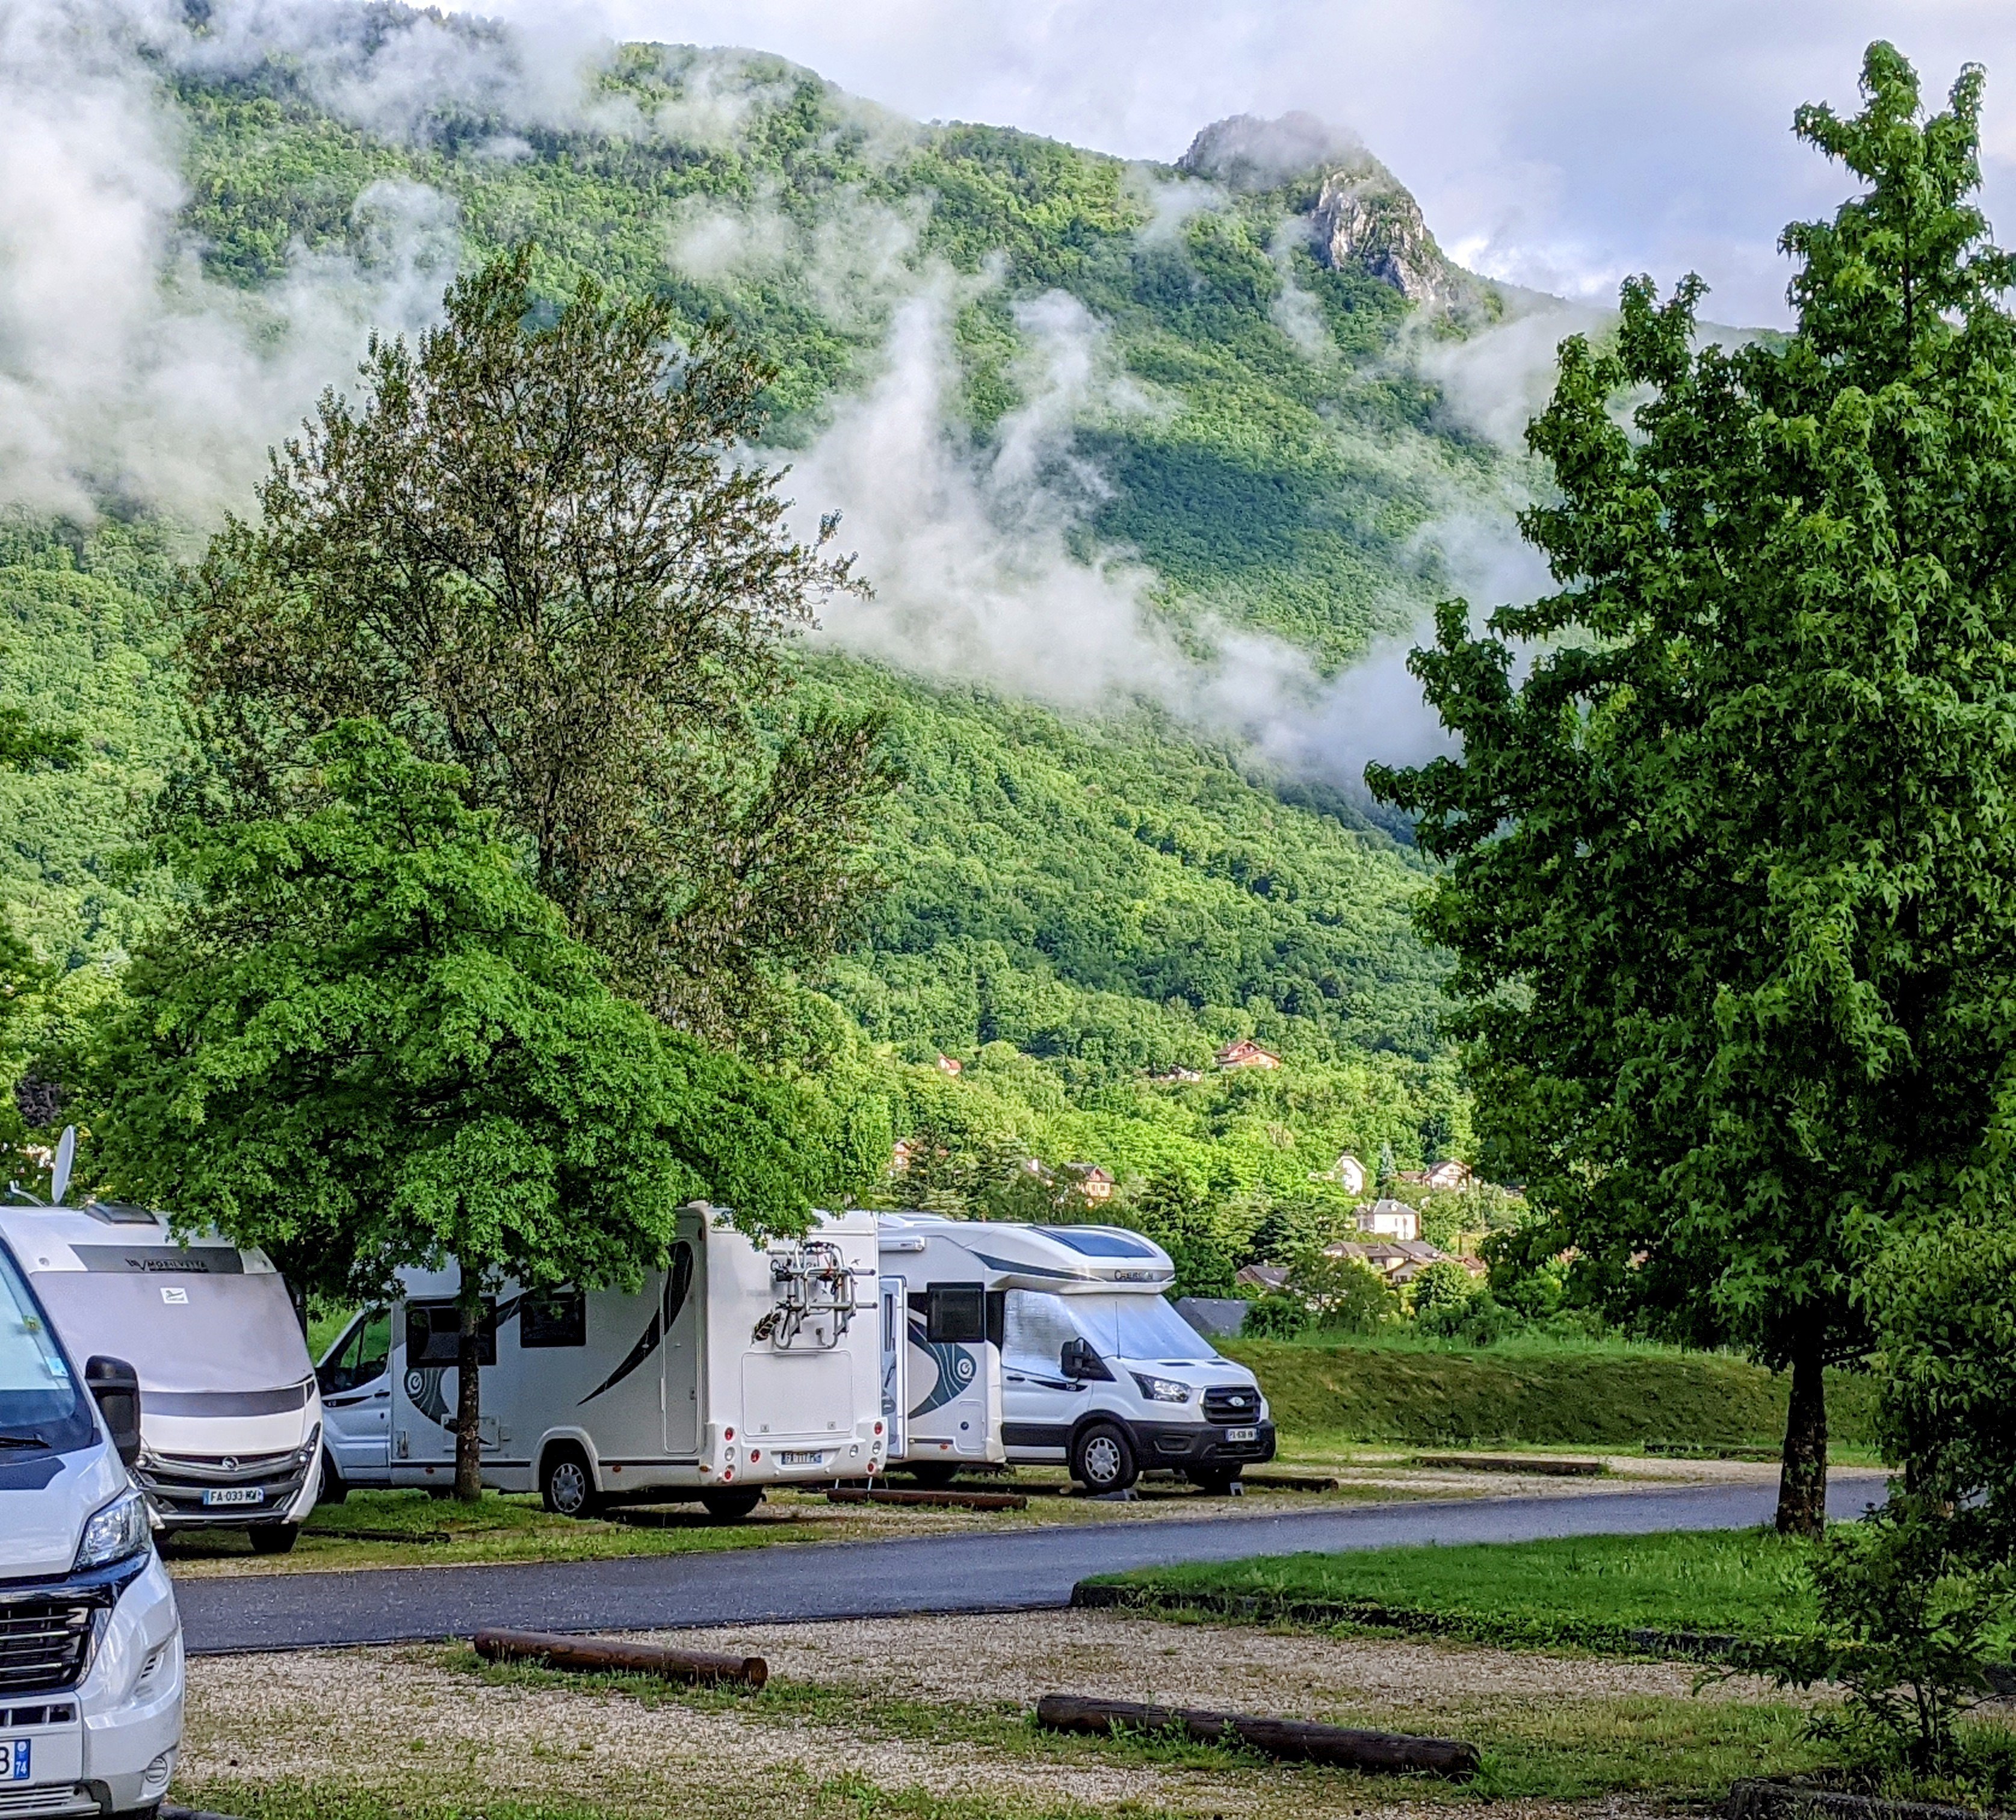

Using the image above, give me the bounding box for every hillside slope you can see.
[0,11,1548,1198]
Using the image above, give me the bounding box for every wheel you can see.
[1071,1422,1139,1494]
[319,1450,348,1505]
[699,1490,764,1521]
[904,1460,960,1488]
[248,1522,299,1555]
[540,1445,603,1518]
[1188,1469,1240,1496]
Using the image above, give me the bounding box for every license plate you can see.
[1225,1426,1258,1443]
[778,1450,825,1467]
[203,1487,264,1506]
[7,1740,28,1783]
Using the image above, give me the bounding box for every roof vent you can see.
[82,1201,161,1227]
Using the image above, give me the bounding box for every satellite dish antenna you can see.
[50,1125,75,1207]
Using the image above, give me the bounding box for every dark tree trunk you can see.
[455,1295,484,1504]
[1776,1337,1829,1538]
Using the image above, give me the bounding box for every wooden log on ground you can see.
[473,1626,767,1688]
[1033,1692,1480,1777]
[1237,1472,1341,1493]
[827,1486,1028,1510]
[1413,1453,1604,1477]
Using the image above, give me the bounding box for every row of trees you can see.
[50,251,895,1499]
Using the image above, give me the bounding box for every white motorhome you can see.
[876,1215,1275,1494]
[0,1225,184,1819]
[352,1205,886,1517]
[874,1214,1005,1484]
[0,1200,323,1554]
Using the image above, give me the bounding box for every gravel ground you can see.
[637,1608,1786,1710]
[175,1608,1790,1820]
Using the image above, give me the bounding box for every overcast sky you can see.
[485,0,2016,327]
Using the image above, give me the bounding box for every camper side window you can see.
[405,1300,496,1366]
[521,1289,586,1349]
[922,1282,985,1344]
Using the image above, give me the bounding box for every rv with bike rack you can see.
[875,1214,1275,1494]
[362,1204,888,1517]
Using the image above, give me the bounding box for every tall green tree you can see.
[89,721,829,1499]
[1370,44,2016,1535]
[186,246,895,1041]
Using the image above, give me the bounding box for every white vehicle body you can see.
[0,1230,184,1818]
[371,1206,887,1512]
[0,1202,321,1540]
[876,1215,1275,1493]
[873,1215,1004,1478]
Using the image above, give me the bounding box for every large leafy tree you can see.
[1370,45,2016,1535]
[88,721,830,1499]
[186,246,894,1041]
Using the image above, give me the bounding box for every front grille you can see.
[0,1601,94,1695]
[135,1449,306,1524]
[1201,1387,1261,1424]
[0,1785,96,1818]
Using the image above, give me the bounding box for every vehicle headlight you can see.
[75,1487,151,1570]
[1131,1372,1192,1404]
[292,1423,323,1469]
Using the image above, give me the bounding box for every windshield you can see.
[0,1242,91,1448]
[32,1265,312,1394]
[1075,1293,1222,1364]
[1004,1289,1220,1370]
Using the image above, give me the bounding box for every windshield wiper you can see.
[0,1432,51,1450]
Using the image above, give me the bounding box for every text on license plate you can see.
[1225,1426,1258,1443]
[203,1487,265,1506]
[7,1739,29,1783]
[778,1450,825,1467]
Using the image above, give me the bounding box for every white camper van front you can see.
[386,1206,887,1515]
[0,1202,324,1550]
[0,1231,184,1819]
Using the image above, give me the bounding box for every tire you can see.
[699,1490,764,1521]
[319,1450,348,1505]
[1188,1469,1240,1496]
[1071,1422,1139,1494]
[540,1444,603,1518]
[248,1522,299,1555]
[904,1460,960,1489]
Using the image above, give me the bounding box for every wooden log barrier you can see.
[1033,1692,1480,1778]
[473,1626,767,1688]
[827,1487,1028,1511]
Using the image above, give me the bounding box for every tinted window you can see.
[521,1289,586,1349]
[1036,1227,1160,1258]
[924,1283,985,1345]
[405,1301,496,1366]
[0,1242,93,1452]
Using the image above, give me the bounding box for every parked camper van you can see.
[0,1227,184,1818]
[874,1213,1004,1484]
[0,1201,323,1553]
[369,1205,886,1515]
[877,1215,1275,1494]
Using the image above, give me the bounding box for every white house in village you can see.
[1355,1197,1420,1241]
[1321,1151,1367,1195]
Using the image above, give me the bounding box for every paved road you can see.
[176,1472,1888,1655]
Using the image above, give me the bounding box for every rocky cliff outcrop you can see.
[1178,112,1463,309]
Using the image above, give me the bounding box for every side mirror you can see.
[1059,1337,1110,1381]
[85,1356,142,1469]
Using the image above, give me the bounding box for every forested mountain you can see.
[0,10,1559,1213]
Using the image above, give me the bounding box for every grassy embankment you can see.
[1086,1528,1819,1654]
[1228,1336,1879,1454]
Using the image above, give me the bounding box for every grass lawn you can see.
[1086,1526,1820,1652]
[1223,1336,1879,1450]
